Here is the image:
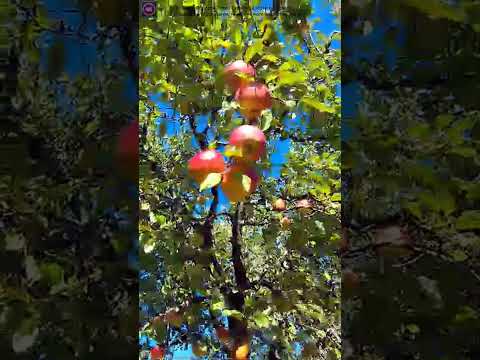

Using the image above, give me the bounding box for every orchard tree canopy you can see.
[139,1,341,359]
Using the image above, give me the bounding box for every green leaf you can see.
[406,324,420,334]
[435,114,453,128]
[253,312,270,328]
[5,232,25,251]
[242,175,252,192]
[245,40,264,63]
[451,249,468,262]
[454,306,478,322]
[456,211,480,230]
[278,70,306,86]
[301,97,335,113]
[225,145,243,158]
[199,173,222,191]
[331,192,341,201]
[449,146,476,158]
[223,309,244,319]
[39,263,64,286]
[261,111,273,131]
[262,54,279,63]
[211,300,225,312]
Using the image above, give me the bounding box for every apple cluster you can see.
[188,60,272,204]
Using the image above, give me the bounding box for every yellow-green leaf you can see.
[456,211,480,230]
[301,97,335,113]
[262,54,279,63]
[406,324,420,334]
[225,145,243,158]
[253,312,270,328]
[242,175,252,193]
[278,70,306,86]
[199,173,222,192]
[245,40,264,63]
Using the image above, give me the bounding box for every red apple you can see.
[117,119,139,159]
[235,82,272,121]
[188,150,226,184]
[150,345,165,360]
[116,119,139,181]
[228,125,266,162]
[273,198,286,211]
[223,60,256,92]
[222,163,259,203]
[215,325,231,346]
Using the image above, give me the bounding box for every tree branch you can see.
[188,115,222,275]
[231,202,251,291]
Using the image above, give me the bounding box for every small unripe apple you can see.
[273,198,286,211]
[235,82,272,121]
[150,345,165,360]
[228,125,266,162]
[222,163,259,203]
[223,60,256,92]
[188,150,225,184]
[280,216,292,229]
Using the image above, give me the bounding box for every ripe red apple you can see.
[223,60,256,92]
[117,119,139,159]
[235,82,272,121]
[273,198,286,211]
[228,125,266,162]
[150,345,165,360]
[222,163,259,203]
[215,326,231,346]
[116,119,139,181]
[188,150,225,184]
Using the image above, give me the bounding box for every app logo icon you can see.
[142,1,156,17]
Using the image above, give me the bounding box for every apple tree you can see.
[139,1,341,359]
